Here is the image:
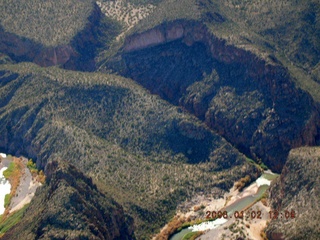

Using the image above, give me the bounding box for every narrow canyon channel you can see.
[170,171,278,240]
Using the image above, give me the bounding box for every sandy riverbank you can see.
[198,201,270,240]
[0,154,42,215]
[178,181,260,221]
[157,172,277,240]
[154,183,255,239]
[9,157,42,213]
[196,174,274,240]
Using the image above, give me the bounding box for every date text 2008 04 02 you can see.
[206,210,296,220]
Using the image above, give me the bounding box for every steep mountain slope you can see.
[114,0,320,101]
[0,63,260,238]
[2,159,135,240]
[0,1,121,70]
[0,0,319,239]
[0,0,93,46]
[105,19,320,172]
[266,147,320,240]
[204,0,320,104]
[215,0,320,73]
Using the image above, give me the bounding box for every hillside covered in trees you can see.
[0,0,319,239]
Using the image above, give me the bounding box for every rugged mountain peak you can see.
[2,159,135,240]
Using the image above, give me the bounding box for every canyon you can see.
[107,20,320,172]
[0,0,319,239]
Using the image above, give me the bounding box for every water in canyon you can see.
[170,171,278,240]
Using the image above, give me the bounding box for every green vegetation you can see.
[182,231,203,240]
[1,161,134,239]
[177,222,193,232]
[245,157,256,165]
[0,63,259,239]
[133,0,200,33]
[255,158,269,171]
[121,0,320,103]
[275,53,320,102]
[26,159,37,171]
[3,162,14,179]
[0,0,318,238]
[218,0,319,68]
[227,220,246,238]
[0,204,28,236]
[246,157,270,171]
[266,147,320,239]
[129,0,163,5]
[158,216,215,239]
[2,159,24,213]
[3,195,11,208]
[0,0,94,46]
[259,163,268,171]
[27,159,45,183]
[205,0,320,102]
[105,13,317,172]
[235,175,252,191]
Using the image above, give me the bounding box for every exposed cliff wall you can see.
[2,160,135,240]
[0,4,120,71]
[109,20,320,172]
[0,25,77,68]
[266,147,320,240]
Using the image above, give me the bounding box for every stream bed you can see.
[170,171,278,240]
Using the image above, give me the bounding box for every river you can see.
[170,171,278,240]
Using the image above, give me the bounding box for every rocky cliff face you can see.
[2,160,135,240]
[0,4,119,71]
[266,147,320,240]
[109,20,320,172]
[0,25,77,68]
